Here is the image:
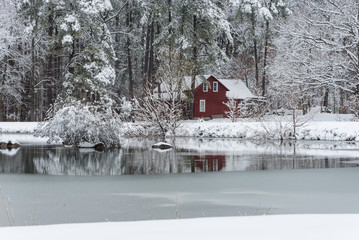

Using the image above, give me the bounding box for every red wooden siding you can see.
[193,75,232,118]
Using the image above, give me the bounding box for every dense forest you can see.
[1,0,359,122]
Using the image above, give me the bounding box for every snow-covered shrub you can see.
[223,98,240,122]
[35,102,121,147]
[348,95,359,119]
[133,94,183,139]
[132,47,186,139]
[120,97,133,121]
[224,98,263,121]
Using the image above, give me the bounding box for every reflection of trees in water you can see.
[0,146,123,175]
[0,147,36,173]
[0,141,358,175]
[121,148,186,175]
[32,148,123,175]
[224,154,352,171]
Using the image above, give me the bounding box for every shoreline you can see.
[1,120,359,142]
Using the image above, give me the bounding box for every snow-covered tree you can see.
[223,98,240,122]
[269,0,359,115]
[0,0,29,121]
[36,0,121,147]
[15,0,50,121]
[230,0,290,96]
[36,101,121,147]
[134,47,187,139]
[174,0,233,118]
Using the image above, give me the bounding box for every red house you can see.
[189,75,256,118]
[157,75,256,119]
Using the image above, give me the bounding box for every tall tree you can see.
[269,0,359,114]
[233,0,290,96]
[0,0,29,121]
[36,0,122,147]
[16,0,49,121]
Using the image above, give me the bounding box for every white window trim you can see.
[213,81,218,92]
[203,83,208,92]
[199,100,206,112]
[229,99,236,108]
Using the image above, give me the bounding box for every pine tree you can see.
[36,0,121,147]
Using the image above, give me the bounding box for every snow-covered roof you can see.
[154,75,211,100]
[183,75,211,89]
[219,79,256,99]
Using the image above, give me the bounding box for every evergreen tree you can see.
[36,0,121,147]
[232,0,290,96]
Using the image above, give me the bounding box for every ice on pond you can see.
[0,137,359,227]
[0,168,358,226]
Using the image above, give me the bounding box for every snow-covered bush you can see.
[120,97,133,121]
[132,47,186,139]
[133,94,183,140]
[35,102,121,147]
[224,98,260,121]
[223,98,240,122]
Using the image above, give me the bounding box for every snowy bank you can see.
[0,215,358,240]
[2,117,359,142]
[0,122,38,133]
[175,121,359,141]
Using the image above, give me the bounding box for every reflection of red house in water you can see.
[195,155,226,172]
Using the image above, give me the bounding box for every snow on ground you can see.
[172,137,359,158]
[1,111,359,142]
[0,122,38,133]
[176,120,359,141]
[0,215,358,240]
[0,133,48,145]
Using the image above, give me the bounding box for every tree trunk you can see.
[0,57,6,121]
[251,13,259,86]
[143,21,151,95]
[0,93,3,121]
[322,88,329,112]
[189,15,198,119]
[126,3,134,99]
[339,89,345,113]
[148,21,155,92]
[30,36,36,121]
[262,20,270,97]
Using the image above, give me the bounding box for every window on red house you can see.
[200,100,206,112]
[213,81,218,92]
[203,83,208,92]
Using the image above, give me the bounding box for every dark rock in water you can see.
[62,141,73,147]
[152,142,173,150]
[94,143,105,151]
[0,140,20,149]
[7,143,20,149]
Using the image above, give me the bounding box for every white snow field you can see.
[3,120,359,142]
[1,111,359,141]
[0,214,358,240]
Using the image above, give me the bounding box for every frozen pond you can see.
[0,137,359,226]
